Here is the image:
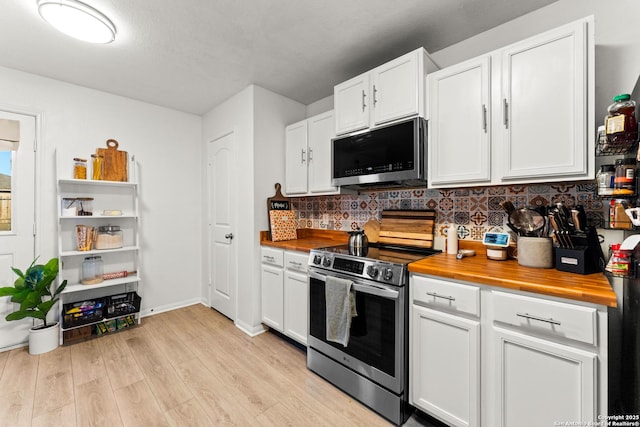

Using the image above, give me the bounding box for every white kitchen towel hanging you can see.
[325,276,357,346]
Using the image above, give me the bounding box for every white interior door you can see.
[0,110,36,350]
[207,131,236,320]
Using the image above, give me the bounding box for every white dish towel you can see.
[325,276,357,346]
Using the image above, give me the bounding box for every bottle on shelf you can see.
[613,157,637,196]
[605,94,637,152]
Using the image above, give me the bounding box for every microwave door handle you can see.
[308,270,399,300]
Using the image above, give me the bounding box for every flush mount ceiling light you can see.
[37,0,116,44]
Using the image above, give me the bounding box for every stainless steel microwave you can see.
[332,117,427,189]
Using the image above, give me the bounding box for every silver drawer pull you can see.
[516,312,561,326]
[425,291,455,302]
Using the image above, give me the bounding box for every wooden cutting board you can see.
[362,219,380,243]
[96,139,128,182]
[379,210,436,248]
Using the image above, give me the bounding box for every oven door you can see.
[308,268,405,393]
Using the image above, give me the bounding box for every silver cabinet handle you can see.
[225,233,234,240]
[425,291,455,302]
[503,99,509,128]
[301,149,306,164]
[373,85,378,106]
[361,90,367,112]
[482,104,487,132]
[308,148,313,161]
[516,312,561,326]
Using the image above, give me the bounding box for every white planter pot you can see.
[29,322,60,355]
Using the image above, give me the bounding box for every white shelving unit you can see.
[55,150,141,344]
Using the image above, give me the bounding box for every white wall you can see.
[201,85,305,333]
[430,0,640,120]
[0,65,203,349]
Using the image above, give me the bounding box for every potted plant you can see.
[0,257,67,355]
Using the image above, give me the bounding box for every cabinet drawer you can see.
[261,247,283,267]
[491,291,597,345]
[284,251,308,273]
[411,275,480,317]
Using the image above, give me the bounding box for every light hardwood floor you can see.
[0,304,394,426]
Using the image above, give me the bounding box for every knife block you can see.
[555,227,605,274]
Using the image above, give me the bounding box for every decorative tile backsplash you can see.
[291,181,604,240]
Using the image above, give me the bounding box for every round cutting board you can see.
[363,219,380,243]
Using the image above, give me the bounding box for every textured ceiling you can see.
[0,0,557,115]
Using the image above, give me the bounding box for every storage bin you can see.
[62,298,105,329]
[104,291,141,319]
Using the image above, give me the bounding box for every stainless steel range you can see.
[307,243,440,425]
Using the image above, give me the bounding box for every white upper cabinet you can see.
[428,16,594,188]
[500,20,588,180]
[334,47,439,135]
[428,56,492,186]
[284,120,308,195]
[285,110,340,196]
[334,73,370,135]
[307,111,338,194]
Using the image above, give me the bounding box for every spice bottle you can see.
[609,199,633,229]
[606,243,632,277]
[605,94,638,149]
[91,154,103,180]
[597,164,615,196]
[73,158,87,179]
[613,158,636,196]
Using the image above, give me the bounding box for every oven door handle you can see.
[308,270,399,300]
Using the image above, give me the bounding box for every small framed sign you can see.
[266,183,296,241]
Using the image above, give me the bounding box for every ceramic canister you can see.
[517,237,554,268]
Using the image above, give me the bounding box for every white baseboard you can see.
[139,297,203,318]
[235,319,267,337]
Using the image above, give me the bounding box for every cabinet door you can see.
[284,269,308,345]
[261,264,284,332]
[285,120,309,195]
[307,110,337,194]
[372,49,420,126]
[500,20,588,180]
[334,72,370,135]
[411,305,480,427]
[493,326,596,427]
[428,56,491,186]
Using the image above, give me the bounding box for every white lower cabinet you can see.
[492,326,596,427]
[283,251,309,345]
[410,275,480,427]
[409,274,607,427]
[411,305,480,427]
[261,247,308,345]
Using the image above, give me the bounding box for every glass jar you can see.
[81,256,104,285]
[73,158,87,179]
[597,164,615,196]
[95,225,123,249]
[613,158,636,196]
[91,154,103,180]
[605,94,638,148]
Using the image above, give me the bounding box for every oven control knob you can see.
[322,257,331,267]
[366,265,379,278]
[313,255,322,265]
[383,268,394,281]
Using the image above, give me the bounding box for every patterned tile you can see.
[290,180,603,241]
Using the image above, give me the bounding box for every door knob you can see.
[225,233,234,240]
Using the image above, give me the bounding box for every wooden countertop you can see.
[260,229,349,252]
[260,231,616,307]
[409,246,617,308]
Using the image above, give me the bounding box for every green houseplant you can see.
[0,257,67,354]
